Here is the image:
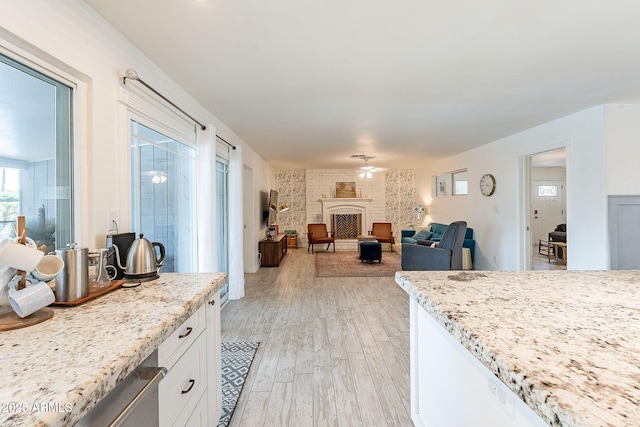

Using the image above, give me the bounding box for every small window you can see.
[453,170,468,195]
[434,169,468,197]
[538,185,558,197]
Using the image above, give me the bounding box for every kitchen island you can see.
[395,270,640,427]
[0,272,226,426]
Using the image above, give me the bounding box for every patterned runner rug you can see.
[218,342,260,427]
[314,251,402,277]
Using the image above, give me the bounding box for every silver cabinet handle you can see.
[108,367,167,427]
[178,327,193,339]
[181,379,195,394]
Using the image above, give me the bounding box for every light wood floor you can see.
[220,248,412,427]
[532,245,567,271]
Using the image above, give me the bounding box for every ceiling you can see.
[84,0,640,170]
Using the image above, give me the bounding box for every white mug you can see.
[0,264,17,287]
[13,236,37,249]
[0,265,18,308]
[8,280,55,318]
[0,239,44,272]
[33,255,65,281]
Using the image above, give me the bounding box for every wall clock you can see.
[479,174,496,196]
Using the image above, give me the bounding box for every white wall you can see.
[605,104,640,195]
[241,146,274,273]
[416,106,608,270]
[0,0,272,270]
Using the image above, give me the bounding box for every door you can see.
[532,180,565,243]
[609,196,640,269]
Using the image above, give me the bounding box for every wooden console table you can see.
[259,233,288,267]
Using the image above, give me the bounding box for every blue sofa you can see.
[402,222,475,261]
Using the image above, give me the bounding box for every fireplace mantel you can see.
[318,198,373,204]
[319,198,372,235]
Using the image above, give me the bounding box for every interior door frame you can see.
[518,143,569,270]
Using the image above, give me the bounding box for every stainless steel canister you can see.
[54,243,89,302]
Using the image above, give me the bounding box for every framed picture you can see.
[436,174,451,197]
[336,181,356,198]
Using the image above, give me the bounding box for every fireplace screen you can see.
[331,214,362,239]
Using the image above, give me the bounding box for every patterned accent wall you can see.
[385,169,416,241]
[275,170,306,246]
[275,168,416,249]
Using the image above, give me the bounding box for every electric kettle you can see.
[113,234,165,281]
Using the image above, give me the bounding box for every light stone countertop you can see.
[0,272,226,427]
[395,270,640,427]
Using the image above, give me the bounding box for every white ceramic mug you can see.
[8,280,55,318]
[0,265,17,287]
[33,255,65,281]
[13,236,37,249]
[0,265,18,308]
[0,239,44,272]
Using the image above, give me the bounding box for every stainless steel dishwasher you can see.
[77,350,166,427]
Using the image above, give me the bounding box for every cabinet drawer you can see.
[159,305,206,369]
[177,391,208,427]
[159,332,207,427]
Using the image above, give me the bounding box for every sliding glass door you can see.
[131,120,198,272]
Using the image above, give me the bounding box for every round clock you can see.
[480,174,496,196]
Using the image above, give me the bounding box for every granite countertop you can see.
[395,270,640,427]
[0,272,226,427]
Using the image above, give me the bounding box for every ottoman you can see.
[360,241,382,263]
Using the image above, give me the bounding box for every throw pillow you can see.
[413,229,432,241]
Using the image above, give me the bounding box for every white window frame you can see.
[0,32,90,245]
[118,85,199,272]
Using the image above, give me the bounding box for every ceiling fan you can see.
[351,154,382,178]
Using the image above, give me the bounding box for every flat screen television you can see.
[260,191,269,226]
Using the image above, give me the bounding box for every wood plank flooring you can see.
[221,249,411,427]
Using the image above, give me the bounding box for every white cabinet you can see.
[205,292,222,425]
[410,299,547,427]
[158,292,221,427]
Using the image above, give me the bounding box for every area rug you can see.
[314,251,402,277]
[218,342,260,427]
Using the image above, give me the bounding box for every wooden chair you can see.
[307,224,335,253]
[370,222,395,252]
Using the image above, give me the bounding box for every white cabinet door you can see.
[159,332,207,427]
[205,291,222,426]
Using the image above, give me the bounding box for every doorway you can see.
[242,166,257,273]
[526,148,567,270]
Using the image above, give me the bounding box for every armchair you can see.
[369,222,395,252]
[401,221,467,270]
[307,224,335,254]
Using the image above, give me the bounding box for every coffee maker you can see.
[106,232,136,280]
